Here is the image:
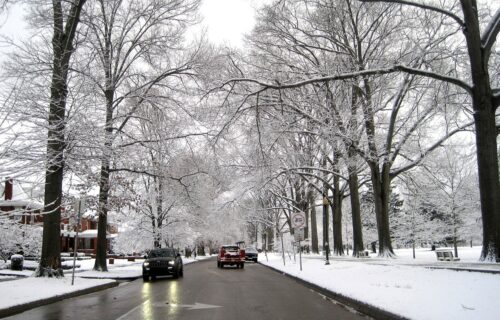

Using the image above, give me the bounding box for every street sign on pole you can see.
[291,211,306,229]
[293,227,305,242]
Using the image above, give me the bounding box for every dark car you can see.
[142,248,183,281]
[244,247,258,262]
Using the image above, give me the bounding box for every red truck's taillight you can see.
[240,249,245,259]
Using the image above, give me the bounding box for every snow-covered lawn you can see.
[260,246,500,320]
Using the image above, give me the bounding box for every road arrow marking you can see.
[152,302,222,310]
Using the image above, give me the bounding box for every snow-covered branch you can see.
[359,0,465,28]
[224,65,472,95]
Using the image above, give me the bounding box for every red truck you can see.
[217,245,245,269]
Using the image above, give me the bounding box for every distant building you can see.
[0,178,117,255]
[0,178,44,224]
[60,212,117,254]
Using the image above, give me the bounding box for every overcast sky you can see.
[200,0,262,46]
[0,0,265,48]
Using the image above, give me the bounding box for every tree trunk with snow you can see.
[93,89,114,272]
[347,161,364,257]
[332,154,344,255]
[460,2,500,261]
[37,0,86,278]
[308,188,319,254]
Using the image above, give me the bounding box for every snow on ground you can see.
[0,255,211,311]
[260,246,500,320]
[0,277,115,310]
[0,248,499,319]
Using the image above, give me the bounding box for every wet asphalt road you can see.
[4,258,368,320]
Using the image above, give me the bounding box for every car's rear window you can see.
[148,249,176,258]
[222,246,239,251]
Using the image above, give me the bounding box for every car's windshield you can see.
[246,247,258,253]
[148,249,175,258]
[223,246,239,252]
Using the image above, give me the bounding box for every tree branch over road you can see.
[221,65,473,95]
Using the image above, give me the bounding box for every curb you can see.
[422,266,500,274]
[0,281,119,319]
[78,275,141,281]
[260,262,408,320]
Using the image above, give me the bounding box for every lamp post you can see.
[323,195,330,265]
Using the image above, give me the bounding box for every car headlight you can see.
[168,260,175,266]
[143,262,149,267]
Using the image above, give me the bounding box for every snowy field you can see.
[0,248,499,319]
[260,246,500,320]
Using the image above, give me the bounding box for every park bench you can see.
[435,249,460,261]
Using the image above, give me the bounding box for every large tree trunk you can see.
[459,0,500,262]
[322,156,330,256]
[36,0,86,278]
[332,168,344,255]
[93,87,114,271]
[308,189,319,254]
[347,162,364,257]
[39,160,64,277]
[94,160,110,271]
[370,163,395,257]
[155,178,163,248]
[475,106,500,261]
[361,75,395,258]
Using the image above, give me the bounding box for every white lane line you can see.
[116,299,149,320]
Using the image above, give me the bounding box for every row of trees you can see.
[0,0,497,281]
[207,0,498,260]
[0,0,232,275]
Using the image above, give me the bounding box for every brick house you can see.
[60,213,117,254]
[0,178,44,224]
[1,178,117,255]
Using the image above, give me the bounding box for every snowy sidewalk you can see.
[260,247,500,320]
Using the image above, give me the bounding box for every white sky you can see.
[0,1,265,47]
[199,0,260,46]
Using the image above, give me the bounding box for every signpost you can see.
[292,212,306,271]
[293,228,304,271]
[71,198,85,285]
[293,228,305,242]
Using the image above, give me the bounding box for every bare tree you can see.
[357,0,500,261]
[78,0,202,271]
[37,0,86,277]
[216,0,481,258]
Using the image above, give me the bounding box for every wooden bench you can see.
[435,249,460,261]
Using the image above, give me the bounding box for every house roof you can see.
[61,229,117,239]
[0,181,43,210]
